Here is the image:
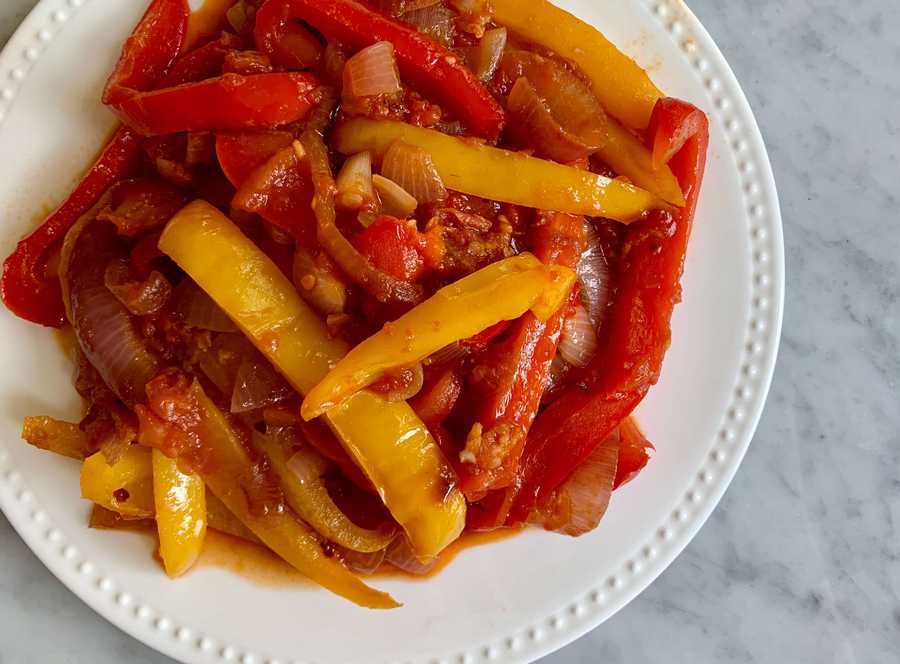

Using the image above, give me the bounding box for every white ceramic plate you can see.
[0,1,783,662]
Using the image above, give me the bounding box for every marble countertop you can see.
[1,1,898,663]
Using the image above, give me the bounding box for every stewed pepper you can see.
[301,253,576,420]
[1,127,143,327]
[254,0,505,139]
[159,201,466,559]
[507,101,710,522]
[492,0,662,130]
[334,119,671,221]
[456,212,586,498]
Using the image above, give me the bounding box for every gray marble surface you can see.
[2,1,899,662]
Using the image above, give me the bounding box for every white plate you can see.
[0,1,783,662]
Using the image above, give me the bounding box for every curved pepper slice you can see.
[102,0,190,104]
[81,446,156,519]
[111,73,322,136]
[507,103,710,522]
[456,212,585,498]
[143,375,398,608]
[596,118,686,207]
[255,435,396,553]
[152,448,207,578]
[334,119,671,222]
[647,97,710,170]
[302,253,576,420]
[492,0,662,130]
[159,201,466,559]
[1,126,143,327]
[254,0,505,140]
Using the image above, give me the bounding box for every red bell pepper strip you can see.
[158,31,245,87]
[111,72,322,136]
[456,212,585,499]
[506,101,709,523]
[102,0,190,104]
[614,417,654,489]
[215,130,295,188]
[1,126,143,327]
[647,97,709,171]
[231,145,318,249]
[253,0,505,140]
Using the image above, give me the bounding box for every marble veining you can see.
[0,1,898,663]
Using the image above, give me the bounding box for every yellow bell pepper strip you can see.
[22,416,91,460]
[596,119,686,207]
[253,433,396,553]
[302,254,576,420]
[492,0,663,130]
[332,119,670,222]
[81,446,155,519]
[152,448,207,577]
[82,443,258,541]
[159,201,466,559]
[145,375,398,608]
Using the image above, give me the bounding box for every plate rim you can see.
[0,1,785,663]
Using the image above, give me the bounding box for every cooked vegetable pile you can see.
[2,0,708,607]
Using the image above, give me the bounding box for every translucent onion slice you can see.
[104,260,171,316]
[343,41,402,100]
[558,302,598,369]
[532,438,618,536]
[340,546,386,574]
[381,140,447,204]
[576,220,613,331]
[401,4,455,46]
[230,359,292,414]
[464,27,507,81]
[61,219,160,407]
[503,51,609,162]
[335,151,376,211]
[372,174,418,219]
[174,279,238,332]
[385,534,437,574]
[292,247,349,316]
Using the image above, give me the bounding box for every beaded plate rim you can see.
[0,1,784,663]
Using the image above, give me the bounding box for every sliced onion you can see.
[104,260,171,316]
[292,247,348,316]
[339,546,386,574]
[503,52,609,162]
[300,125,424,305]
[533,438,618,536]
[335,151,376,211]
[372,174,418,219]
[577,220,613,331]
[61,219,160,407]
[381,140,447,204]
[174,279,237,332]
[343,41,402,100]
[230,358,292,413]
[464,27,507,81]
[385,534,437,575]
[401,4,455,46]
[542,352,572,403]
[450,0,493,38]
[558,303,598,369]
